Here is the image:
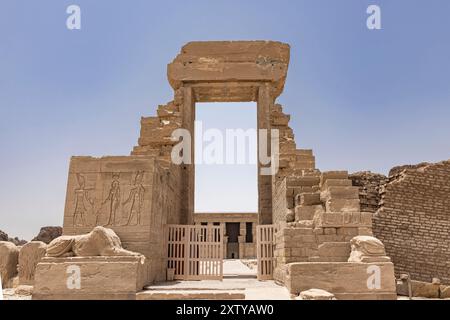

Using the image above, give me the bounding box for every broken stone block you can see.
[357,227,373,236]
[0,241,19,288]
[320,171,348,187]
[15,285,33,296]
[318,242,351,259]
[286,262,397,300]
[321,186,359,202]
[325,199,360,213]
[286,209,295,222]
[299,193,321,206]
[440,285,450,298]
[314,212,372,228]
[33,256,148,300]
[295,220,315,228]
[47,226,142,258]
[323,228,337,235]
[296,288,336,300]
[337,227,359,236]
[321,179,352,190]
[295,204,323,221]
[348,236,391,263]
[18,241,47,285]
[410,280,440,298]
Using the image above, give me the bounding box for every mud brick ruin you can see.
[351,162,450,285]
[2,41,448,300]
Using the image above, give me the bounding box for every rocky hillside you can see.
[0,226,62,245]
[0,229,27,246]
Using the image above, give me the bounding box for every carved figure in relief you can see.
[123,171,145,226]
[100,173,121,226]
[73,174,94,227]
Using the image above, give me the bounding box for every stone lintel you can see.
[168,41,290,100]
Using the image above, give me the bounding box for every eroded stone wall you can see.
[349,171,387,213]
[63,156,182,283]
[373,161,450,284]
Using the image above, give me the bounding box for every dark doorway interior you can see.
[226,222,240,259]
[226,223,239,242]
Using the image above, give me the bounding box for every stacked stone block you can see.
[132,95,183,164]
[273,167,375,283]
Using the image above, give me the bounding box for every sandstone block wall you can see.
[270,103,319,225]
[63,156,182,284]
[272,166,375,285]
[285,262,397,299]
[33,256,147,300]
[373,160,450,284]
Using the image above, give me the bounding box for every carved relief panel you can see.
[63,156,155,231]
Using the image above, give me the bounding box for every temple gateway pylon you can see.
[32,41,396,300]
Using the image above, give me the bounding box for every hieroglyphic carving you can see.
[97,173,121,226]
[122,171,145,226]
[73,174,94,227]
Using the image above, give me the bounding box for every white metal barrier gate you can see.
[167,224,223,280]
[256,224,276,280]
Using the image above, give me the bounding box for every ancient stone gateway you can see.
[134,40,290,226]
[31,41,397,300]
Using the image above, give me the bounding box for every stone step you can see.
[320,171,349,186]
[136,289,245,300]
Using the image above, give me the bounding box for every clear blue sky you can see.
[1,0,449,239]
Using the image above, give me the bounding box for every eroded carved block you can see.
[18,241,47,285]
[0,241,19,288]
[348,235,391,263]
[46,226,142,258]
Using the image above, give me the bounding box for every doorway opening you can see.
[193,102,258,277]
[194,102,258,214]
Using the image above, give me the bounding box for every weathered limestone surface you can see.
[348,236,391,263]
[296,288,336,300]
[62,156,182,284]
[18,241,47,285]
[374,160,450,284]
[47,226,142,258]
[0,241,19,288]
[285,262,397,300]
[271,163,395,299]
[33,256,147,300]
[396,278,442,298]
[168,41,290,101]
